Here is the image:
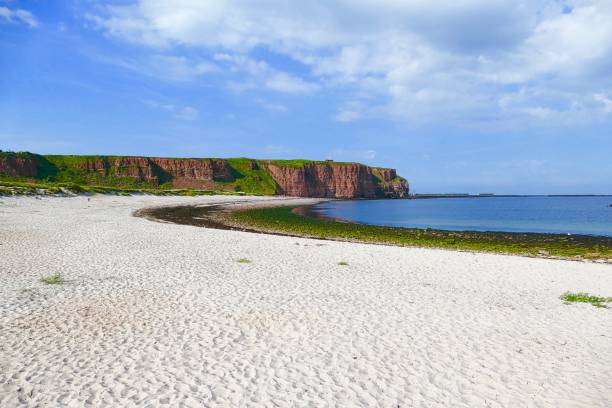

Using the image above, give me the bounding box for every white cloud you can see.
[213,53,318,94]
[144,100,199,120]
[333,109,362,123]
[330,148,378,162]
[333,100,370,122]
[264,72,318,94]
[0,6,38,27]
[172,106,199,120]
[91,0,612,127]
[262,145,295,155]
[149,55,217,80]
[96,54,217,81]
[363,149,377,160]
[594,93,612,113]
[255,99,288,112]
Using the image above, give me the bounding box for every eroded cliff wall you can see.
[0,154,38,177]
[0,152,409,198]
[65,156,234,189]
[263,162,408,198]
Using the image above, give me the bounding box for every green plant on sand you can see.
[41,272,64,285]
[237,258,251,264]
[560,292,612,308]
[338,261,349,266]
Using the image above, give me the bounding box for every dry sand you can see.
[1,195,611,407]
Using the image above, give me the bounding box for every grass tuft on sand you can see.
[41,273,64,285]
[338,261,349,266]
[237,258,251,264]
[560,292,612,308]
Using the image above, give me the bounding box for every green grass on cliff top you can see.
[229,206,612,261]
[1,152,364,167]
[261,159,357,167]
[0,151,38,159]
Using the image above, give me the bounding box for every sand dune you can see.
[1,195,611,407]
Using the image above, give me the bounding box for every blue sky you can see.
[1,0,611,194]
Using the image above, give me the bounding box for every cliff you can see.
[0,152,409,198]
[0,153,38,178]
[63,156,234,189]
[264,162,408,198]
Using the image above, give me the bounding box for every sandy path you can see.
[1,195,611,407]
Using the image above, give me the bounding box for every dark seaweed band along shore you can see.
[136,202,612,263]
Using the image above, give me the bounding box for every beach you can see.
[1,195,611,407]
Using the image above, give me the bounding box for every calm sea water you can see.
[309,196,612,237]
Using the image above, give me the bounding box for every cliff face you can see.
[0,152,409,198]
[69,156,234,189]
[264,162,408,198]
[0,155,38,177]
[372,168,410,198]
[265,163,376,198]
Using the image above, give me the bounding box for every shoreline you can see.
[135,199,612,264]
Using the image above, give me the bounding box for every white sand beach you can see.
[1,195,611,407]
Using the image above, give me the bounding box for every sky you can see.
[1,1,611,194]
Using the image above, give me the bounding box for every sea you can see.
[308,196,612,237]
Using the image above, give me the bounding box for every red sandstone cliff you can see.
[0,156,38,177]
[0,153,409,198]
[70,157,234,188]
[264,162,408,198]
[372,167,410,198]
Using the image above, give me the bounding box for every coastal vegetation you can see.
[0,180,234,197]
[41,273,64,285]
[237,258,252,263]
[560,292,612,308]
[228,205,612,261]
[226,158,277,195]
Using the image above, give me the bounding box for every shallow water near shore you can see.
[309,196,612,237]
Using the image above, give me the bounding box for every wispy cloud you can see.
[144,100,199,120]
[255,99,288,113]
[264,72,319,94]
[95,54,217,81]
[262,145,295,156]
[0,6,38,27]
[333,109,361,123]
[594,93,612,113]
[330,148,377,162]
[214,53,319,94]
